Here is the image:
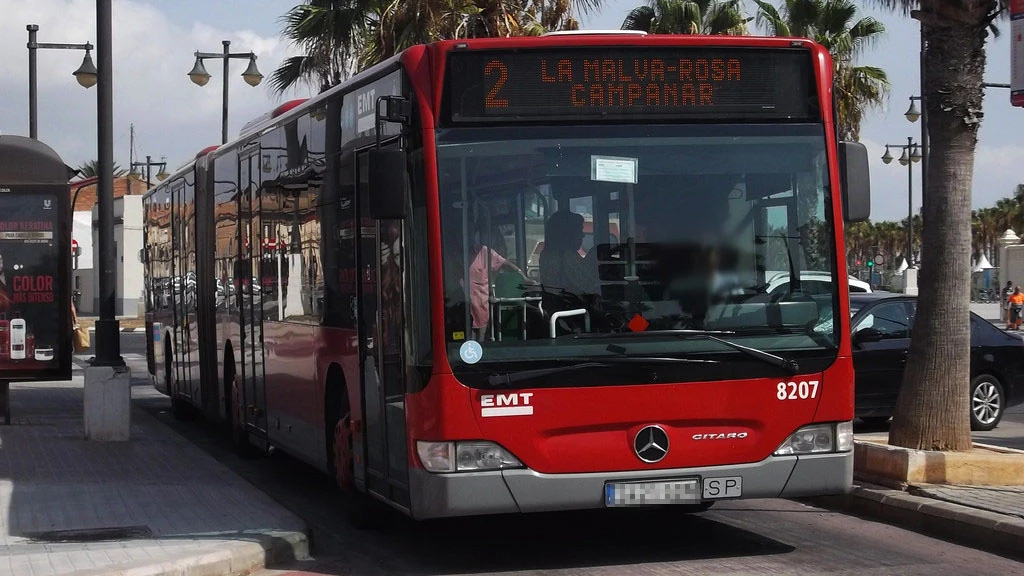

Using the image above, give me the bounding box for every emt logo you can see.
[480,393,534,417]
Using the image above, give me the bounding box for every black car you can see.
[850,293,1024,431]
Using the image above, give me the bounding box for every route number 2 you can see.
[777,380,819,400]
[484,60,509,108]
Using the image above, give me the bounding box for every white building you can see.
[87,195,144,317]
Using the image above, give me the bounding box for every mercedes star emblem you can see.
[634,425,669,463]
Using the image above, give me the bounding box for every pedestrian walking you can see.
[1007,287,1024,330]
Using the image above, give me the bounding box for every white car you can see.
[765,271,871,296]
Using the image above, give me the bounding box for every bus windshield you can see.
[438,123,838,378]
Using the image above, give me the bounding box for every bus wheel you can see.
[332,412,383,529]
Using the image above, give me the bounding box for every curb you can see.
[67,529,310,576]
[808,485,1024,561]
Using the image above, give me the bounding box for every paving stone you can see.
[0,355,307,576]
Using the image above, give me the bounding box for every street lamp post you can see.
[882,137,923,267]
[188,40,263,144]
[906,82,1011,225]
[905,95,927,227]
[94,0,122,368]
[130,155,169,189]
[26,24,98,139]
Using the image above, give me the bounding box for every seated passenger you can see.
[539,210,600,298]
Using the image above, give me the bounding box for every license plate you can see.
[702,476,743,499]
[605,479,700,507]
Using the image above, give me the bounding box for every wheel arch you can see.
[324,362,350,457]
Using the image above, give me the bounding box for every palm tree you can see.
[270,0,374,94]
[621,0,751,35]
[272,0,603,95]
[877,0,1009,452]
[754,0,887,141]
[75,160,126,179]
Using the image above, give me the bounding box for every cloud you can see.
[0,0,304,171]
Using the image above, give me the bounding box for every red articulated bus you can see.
[142,31,871,521]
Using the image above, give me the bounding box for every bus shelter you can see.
[0,135,74,424]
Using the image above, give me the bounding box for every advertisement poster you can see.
[0,192,62,373]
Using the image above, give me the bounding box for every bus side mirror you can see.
[839,141,870,223]
[368,149,408,220]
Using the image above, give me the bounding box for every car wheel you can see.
[970,374,1004,432]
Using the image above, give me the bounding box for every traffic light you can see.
[867,260,874,268]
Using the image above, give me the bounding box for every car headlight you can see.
[774,421,854,455]
[416,440,523,473]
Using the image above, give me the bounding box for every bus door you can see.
[170,180,194,401]
[356,148,410,508]
[239,149,269,437]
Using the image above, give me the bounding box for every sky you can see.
[0,0,1020,222]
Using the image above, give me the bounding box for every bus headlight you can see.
[416,441,523,473]
[775,423,842,455]
[836,421,854,452]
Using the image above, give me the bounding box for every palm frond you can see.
[817,0,857,37]
[704,1,747,34]
[754,0,791,36]
[621,5,657,30]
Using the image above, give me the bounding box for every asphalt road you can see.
[122,344,1022,576]
[134,406,1022,575]
[121,332,147,356]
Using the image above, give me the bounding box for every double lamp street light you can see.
[881,136,923,268]
[130,155,169,189]
[188,40,263,145]
[887,82,1011,270]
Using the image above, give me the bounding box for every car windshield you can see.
[437,124,839,376]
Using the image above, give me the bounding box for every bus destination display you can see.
[445,48,816,123]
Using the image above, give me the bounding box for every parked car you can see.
[765,270,872,295]
[850,293,1024,431]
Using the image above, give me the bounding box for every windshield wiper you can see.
[485,356,717,388]
[578,329,799,374]
[676,331,800,374]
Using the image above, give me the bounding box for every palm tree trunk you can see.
[889,19,984,450]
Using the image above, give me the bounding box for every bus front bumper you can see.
[408,451,852,520]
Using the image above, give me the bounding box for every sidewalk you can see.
[811,462,1024,561]
[0,355,309,576]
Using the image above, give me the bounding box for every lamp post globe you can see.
[905,100,921,123]
[188,57,211,86]
[241,57,263,87]
[73,50,98,88]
